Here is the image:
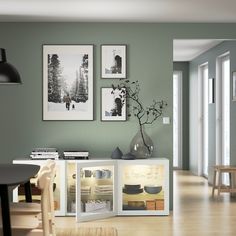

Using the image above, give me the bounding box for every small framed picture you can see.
[233,72,236,101]
[208,78,215,104]
[43,45,94,120]
[101,44,127,79]
[101,87,126,121]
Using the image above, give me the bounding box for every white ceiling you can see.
[0,0,236,22]
[173,39,224,61]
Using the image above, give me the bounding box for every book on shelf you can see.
[31,152,59,155]
[30,154,59,160]
[63,150,89,160]
[63,151,89,156]
[32,148,57,153]
[63,156,89,160]
[30,147,59,160]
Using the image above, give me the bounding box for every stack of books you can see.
[63,150,89,160]
[30,148,59,160]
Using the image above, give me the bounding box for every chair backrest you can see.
[37,161,56,236]
[45,160,56,236]
[37,169,51,236]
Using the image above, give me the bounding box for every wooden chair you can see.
[10,161,56,236]
[0,169,52,236]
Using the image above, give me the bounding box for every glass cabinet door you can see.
[66,160,76,215]
[118,159,169,215]
[53,161,66,216]
[76,160,117,222]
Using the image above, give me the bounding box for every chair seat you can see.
[0,229,43,236]
[0,214,39,229]
[10,202,41,213]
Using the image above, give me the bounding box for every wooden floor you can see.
[55,171,236,236]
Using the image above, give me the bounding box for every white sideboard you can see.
[13,158,169,221]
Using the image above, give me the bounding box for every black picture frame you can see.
[43,44,94,121]
[100,87,127,121]
[101,44,127,79]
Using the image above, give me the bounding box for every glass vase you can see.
[130,125,154,159]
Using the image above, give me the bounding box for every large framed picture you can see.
[233,72,236,101]
[101,44,127,79]
[43,45,93,120]
[101,87,126,121]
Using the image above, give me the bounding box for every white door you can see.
[173,71,182,169]
[216,53,230,184]
[198,63,209,177]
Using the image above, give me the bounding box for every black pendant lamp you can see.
[0,48,22,84]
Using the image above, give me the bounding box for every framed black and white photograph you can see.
[101,44,127,79]
[101,87,126,121]
[233,72,236,101]
[43,45,93,120]
[208,78,215,104]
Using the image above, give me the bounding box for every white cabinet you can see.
[75,158,169,221]
[13,158,169,220]
[76,160,117,222]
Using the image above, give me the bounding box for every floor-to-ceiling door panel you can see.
[216,53,230,185]
[173,71,183,169]
[199,63,209,177]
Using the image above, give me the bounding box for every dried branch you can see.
[112,79,167,154]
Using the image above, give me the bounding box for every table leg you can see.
[0,185,12,236]
[24,181,32,202]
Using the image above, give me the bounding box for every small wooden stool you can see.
[212,165,236,198]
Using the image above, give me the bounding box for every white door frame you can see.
[173,71,183,169]
[216,52,230,166]
[198,62,208,176]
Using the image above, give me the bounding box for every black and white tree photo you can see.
[101,45,126,79]
[43,45,93,120]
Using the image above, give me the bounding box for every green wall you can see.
[2,23,236,210]
[173,62,189,170]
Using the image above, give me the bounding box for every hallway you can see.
[56,171,236,236]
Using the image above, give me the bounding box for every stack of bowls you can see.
[123,184,143,194]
